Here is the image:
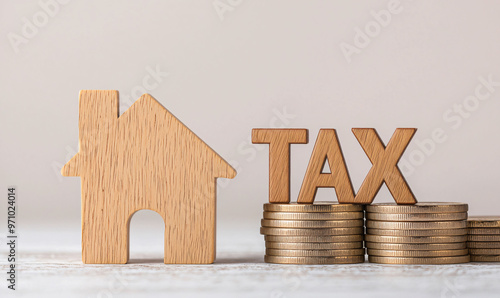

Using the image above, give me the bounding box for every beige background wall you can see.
[1,0,500,232]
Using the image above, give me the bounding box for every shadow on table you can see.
[215,255,264,264]
[127,256,264,264]
[128,258,164,264]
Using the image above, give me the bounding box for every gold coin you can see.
[366,212,467,222]
[266,248,365,257]
[264,202,363,213]
[467,228,500,235]
[260,227,363,236]
[368,255,470,264]
[467,241,500,249]
[263,211,364,220]
[468,216,500,228]
[367,249,468,257]
[469,248,500,255]
[467,235,500,242]
[470,255,500,262]
[264,235,364,243]
[264,255,365,264]
[364,234,467,243]
[261,219,364,228]
[366,228,467,237]
[365,242,467,250]
[366,202,468,214]
[265,241,363,250]
[366,220,466,230]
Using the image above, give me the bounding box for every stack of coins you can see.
[467,216,500,262]
[365,202,470,264]
[261,202,365,264]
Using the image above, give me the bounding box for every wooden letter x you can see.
[351,128,417,204]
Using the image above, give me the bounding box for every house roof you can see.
[61,93,236,179]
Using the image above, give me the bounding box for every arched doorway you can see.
[128,209,165,263]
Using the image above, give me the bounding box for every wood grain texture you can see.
[61,90,236,264]
[351,128,417,204]
[252,129,308,203]
[297,129,355,204]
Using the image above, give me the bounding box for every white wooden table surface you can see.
[2,224,500,298]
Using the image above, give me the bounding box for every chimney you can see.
[78,90,118,153]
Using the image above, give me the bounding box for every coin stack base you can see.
[261,202,365,265]
[467,216,500,262]
[365,202,470,265]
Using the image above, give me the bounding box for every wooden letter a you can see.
[297,129,355,203]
